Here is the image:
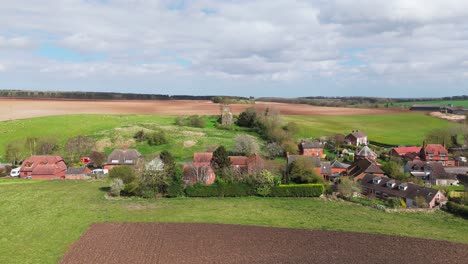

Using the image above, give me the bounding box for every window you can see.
[375,191,382,196]
[111,159,119,163]
[124,160,133,164]
[382,193,388,198]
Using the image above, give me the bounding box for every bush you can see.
[445,201,468,218]
[386,197,401,208]
[110,178,125,197]
[264,142,284,159]
[270,184,324,197]
[189,115,205,128]
[109,166,135,184]
[167,182,184,198]
[243,170,280,197]
[147,131,168,146]
[185,182,254,197]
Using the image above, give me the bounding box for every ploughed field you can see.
[60,223,468,264]
[0,98,403,121]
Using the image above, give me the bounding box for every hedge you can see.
[270,184,324,197]
[185,183,254,197]
[445,201,468,218]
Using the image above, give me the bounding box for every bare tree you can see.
[65,136,96,163]
[186,164,212,184]
[234,135,260,156]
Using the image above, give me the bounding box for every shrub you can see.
[167,181,184,198]
[185,182,254,197]
[109,166,135,184]
[110,178,124,197]
[386,197,401,208]
[264,142,284,159]
[147,131,168,146]
[243,170,280,197]
[233,135,260,156]
[270,184,324,197]
[134,130,146,142]
[189,115,205,128]
[445,201,468,218]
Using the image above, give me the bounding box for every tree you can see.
[134,130,146,142]
[236,107,257,128]
[284,122,300,136]
[425,128,454,148]
[5,140,26,165]
[337,177,361,199]
[109,166,135,184]
[244,170,280,197]
[24,137,38,156]
[211,146,231,169]
[89,151,107,168]
[65,136,96,163]
[264,142,284,159]
[37,137,58,155]
[288,157,323,184]
[136,169,171,198]
[415,196,429,208]
[381,161,408,181]
[233,135,260,156]
[328,133,346,148]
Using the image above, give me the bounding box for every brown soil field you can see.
[0,98,403,121]
[60,223,468,264]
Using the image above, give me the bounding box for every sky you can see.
[1,0,468,98]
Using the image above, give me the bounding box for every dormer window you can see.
[387,182,395,188]
[124,160,133,164]
[373,178,381,184]
[111,159,119,163]
[398,185,408,191]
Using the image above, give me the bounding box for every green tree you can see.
[338,177,361,199]
[89,151,107,168]
[147,131,168,146]
[236,107,257,128]
[5,140,26,165]
[415,196,429,208]
[136,169,170,198]
[211,146,231,170]
[109,166,136,184]
[288,157,323,184]
[381,161,408,181]
[64,135,96,163]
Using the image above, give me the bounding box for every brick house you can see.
[345,131,368,146]
[420,142,454,166]
[360,174,446,208]
[355,146,378,162]
[103,147,142,170]
[20,155,67,180]
[298,140,326,158]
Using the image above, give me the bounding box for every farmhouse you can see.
[104,147,142,170]
[346,159,384,181]
[298,140,326,158]
[405,161,458,186]
[330,160,350,174]
[65,167,92,180]
[419,142,454,166]
[360,174,446,208]
[345,131,368,146]
[20,155,67,179]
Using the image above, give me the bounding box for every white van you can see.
[92,169,109,175]
[10,168,20,177]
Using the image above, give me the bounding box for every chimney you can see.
[123,145,127,151]
[286,152,290,158]
[442,141,446,149]
[423,140,426,148]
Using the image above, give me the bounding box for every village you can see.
[3,105,467,214]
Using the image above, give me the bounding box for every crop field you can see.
[0,180,467,263]
[283,113,454,145]
[394,100,468,108]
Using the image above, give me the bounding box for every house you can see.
[345,131,368,146]
[420,142,454,166]
[183,152,264,185]
[65,167,92,180]
[346,159,384,181]
[405,160,459,186]
[360,174,446,208]
[390,146,422,158]
[330,160,350,174]
[103,147,142,170]
[298,140,326,158]
[355,146,378,162]
[20,156,67,180]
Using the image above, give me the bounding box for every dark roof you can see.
[356,146,377,157]
[330,160,350,169]
[361,174,442,204]
[407,161,455,181]
[107,149,142,165]
[347,159,384,177]
[457,174,468,185]
[66,167,88,175]
[300,141,324,149]
[320,162,331,175]
[287,155,321,166]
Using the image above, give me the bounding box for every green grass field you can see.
[394,100,468,108]
[0,180,467,264]
[0,112,455,163]
[283,113,454,145]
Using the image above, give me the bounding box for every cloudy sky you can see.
[1,0,468,98]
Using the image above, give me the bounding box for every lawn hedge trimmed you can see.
[270,184,324,197]
[445,201,468,218]
[185,183,254,197]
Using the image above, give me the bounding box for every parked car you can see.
[92,169,109,175]
[10,168,20,177]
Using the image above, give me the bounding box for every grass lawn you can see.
[0,180,467,264]
[283,113,454,145]
[394,100,468,108]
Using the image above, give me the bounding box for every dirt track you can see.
[60,223,468,264]
[0,98,403,121]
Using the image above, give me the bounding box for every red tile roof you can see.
[423,144,448,155]
[193,152,213,164]
[20,155,67,179]
[392,146,422,155]
[229,156,248,166]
